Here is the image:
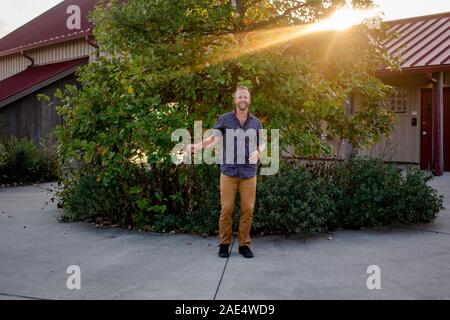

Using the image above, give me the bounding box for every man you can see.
[189,85,265,258]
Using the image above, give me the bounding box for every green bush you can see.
[182,165,221,234]
[253,166,334,234]
[59,156,444,236]
[0,136,60,186]
[59,175,118,222]
[398,168,443,224]
[60,163,218,232]
[336,156,405,228]
[334,156,443,229]
[60,164,165,228]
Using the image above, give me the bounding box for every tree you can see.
[52,0,399,225]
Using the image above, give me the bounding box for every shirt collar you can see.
[233,108,253,119]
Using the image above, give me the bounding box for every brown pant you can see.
[219,173,257,247]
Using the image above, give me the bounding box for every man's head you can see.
[234,85,251,112]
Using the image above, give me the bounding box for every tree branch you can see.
[244,0,264,12]
[243,1,308,31]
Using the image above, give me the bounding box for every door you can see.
[444,87,450,172]
[421,89,432,170]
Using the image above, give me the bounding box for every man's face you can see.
[234,89,251,111]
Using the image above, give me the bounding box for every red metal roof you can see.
[381,11,450,73]
[0,57,88,103]
[0,0,97,57]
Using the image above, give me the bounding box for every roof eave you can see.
[376,64,450,77]
[384,11,450,25]
[0,30,93,58]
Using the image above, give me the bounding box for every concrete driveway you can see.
[0,175,449,300]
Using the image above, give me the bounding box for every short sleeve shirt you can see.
[212,110,264,178]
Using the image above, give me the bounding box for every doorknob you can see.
[422,131,427,136]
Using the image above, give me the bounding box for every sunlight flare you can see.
[307,7,382,32]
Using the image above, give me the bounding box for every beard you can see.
[236,101,249,111]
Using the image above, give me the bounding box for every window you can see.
[386,88,408,113]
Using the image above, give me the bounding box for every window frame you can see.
[386,88,408,114]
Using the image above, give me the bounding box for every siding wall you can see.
[28,38,96,66]
[0,74,77,144]
[0,53,28,81]
[0,38,96,81]
[330,138,350,159]
[351,86,422,163]
[368,87,421,163]
[356,72,450,164]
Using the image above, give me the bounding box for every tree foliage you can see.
[77,0,398,156]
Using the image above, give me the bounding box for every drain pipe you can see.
[426,72,441,176]
[85,35,99,49]
[21,51,34,68]
[85,35,99,60]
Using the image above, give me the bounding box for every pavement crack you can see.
[0,291,52,300]
[213,235,236,300]
[398,226,450,236]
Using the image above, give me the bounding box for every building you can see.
[372,11,450,175]
[0,0,98,143]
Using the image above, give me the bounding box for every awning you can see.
[0,57,88,108]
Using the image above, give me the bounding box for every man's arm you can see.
[188,135,219,154]
[258,143,266,154]
[249,120,266,163]
[188,114,225,154]
[249,143,266,164]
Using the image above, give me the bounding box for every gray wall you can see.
[0,73,77,144]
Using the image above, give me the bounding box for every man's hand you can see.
[186,144,200,154]
[186,143,201,154]
[249,150,260,164]
[186,136,217,155]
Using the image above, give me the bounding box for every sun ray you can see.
[206,6,382,66]
[170,6,383,80]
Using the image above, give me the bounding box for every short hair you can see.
[234,85,251,98]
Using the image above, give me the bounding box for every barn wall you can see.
[0,73,77,144]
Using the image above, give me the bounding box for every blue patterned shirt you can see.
[213,110,264,178]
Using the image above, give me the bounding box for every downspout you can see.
[21,51,34,68]
[439,72,444,174]
[85,35,99,60]
[85,35,99,49]
[426,72,441,176]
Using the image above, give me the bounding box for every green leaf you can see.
[129,186,143,194]
[54,88,63,100]
[136,198,149,209]
[37,94,50,102]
